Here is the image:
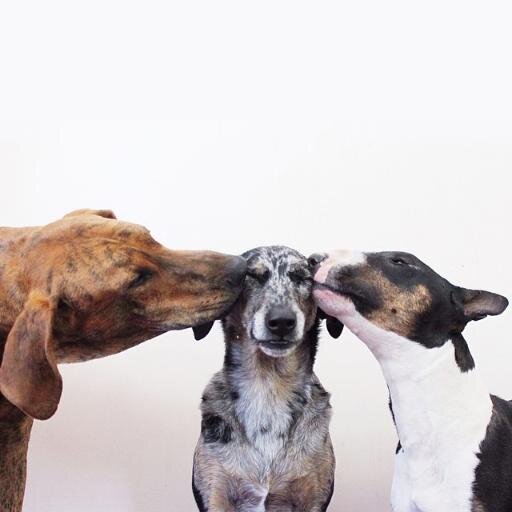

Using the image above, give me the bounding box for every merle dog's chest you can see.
[201,370,332,475]
[233,374,307,453]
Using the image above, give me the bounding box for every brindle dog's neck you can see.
[0,234,27,392]
[0,227,32,335]
[0,229,34,512]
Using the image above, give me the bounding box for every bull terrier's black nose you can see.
[225,256,247,287]
[308,253,328,270]
[266,306,297,337]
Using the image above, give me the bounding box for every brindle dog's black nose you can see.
[308,253,328,270]
[266,306,297,338]
[225,256,247,287]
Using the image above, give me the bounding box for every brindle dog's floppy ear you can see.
[63,208,117,219]
[317,308,344,339]
[0,292,62,420]
[193,321,215,340]
[453,288,509,322]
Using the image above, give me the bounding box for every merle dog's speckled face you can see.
[224,246,317,358]
[313,250,508,349]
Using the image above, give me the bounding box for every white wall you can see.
[1,1,511,510]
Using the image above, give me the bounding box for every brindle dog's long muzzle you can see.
[191,255,247,340]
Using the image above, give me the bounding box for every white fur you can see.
[251,306,269,341]
[314,288,493,512]
[314,250,366,283]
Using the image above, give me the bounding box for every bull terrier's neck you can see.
[384,339,492,452]
[224,334,315,444]
[383,336,493,511]
[346,311,493,469]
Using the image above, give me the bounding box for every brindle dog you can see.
[0,209,246,512]
[193,246,341,512]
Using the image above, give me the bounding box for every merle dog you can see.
[311,250,510,512]
[192,246,341,512]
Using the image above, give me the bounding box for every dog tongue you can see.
[192,321,214,340]
[326,316,344,338]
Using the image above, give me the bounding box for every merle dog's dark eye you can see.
[247,268,270,284]
[288,269,311,284]
[129,269,154,288]
[391,257,408,266]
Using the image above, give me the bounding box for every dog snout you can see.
[224,256,247,287]
[308,253,328,271]
[266,306,297,338]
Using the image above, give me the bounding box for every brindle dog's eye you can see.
[391,257,408,266]
[129,268,154,288]
[247,268,270,284]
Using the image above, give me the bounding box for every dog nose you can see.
[224,256,247,287]
[308,253,328,270]
[266,306,297,337]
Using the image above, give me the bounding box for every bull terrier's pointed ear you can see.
[63,209,117,219]
[0,292,63,420]
[454,288,509,322]
[192,321,215,340]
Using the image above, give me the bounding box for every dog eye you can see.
[129,269,154,288]
[391,257,408,266]
[247,269,270,284]
[288,270,311,284]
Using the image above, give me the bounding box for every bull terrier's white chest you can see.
[392,445,484,512]
[386,344,493,512]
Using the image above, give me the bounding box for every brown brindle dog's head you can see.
[0,209,246,420]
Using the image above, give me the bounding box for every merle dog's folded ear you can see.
[317,309,344,338]
[193,321,215,340]
[453,288,509,322]
[0,292,63,420]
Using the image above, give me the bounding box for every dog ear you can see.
[317,309,344,338]
[326,316,344,338]
[453,288,508,322]
[0,292,63,420]
[63,208,117,220]
[192,321,215,340]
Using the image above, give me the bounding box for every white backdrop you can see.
[1,1,511,510]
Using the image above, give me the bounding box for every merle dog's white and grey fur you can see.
[193,246,335,512]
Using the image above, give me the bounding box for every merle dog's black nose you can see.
[266,306,297,338]
[225,256,247,287]
[308,253,328,270]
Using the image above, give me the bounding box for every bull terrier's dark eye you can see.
[129,268,154,288]
[247,268,270,284]
[391,257,408,266]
